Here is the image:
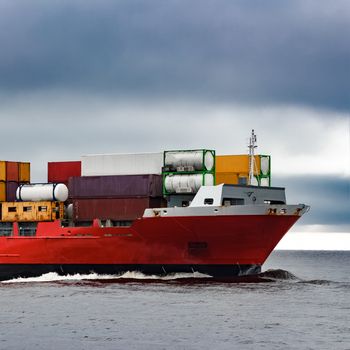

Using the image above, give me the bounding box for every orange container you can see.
[19,162,30,182]
[215,173,239,185]
[0,181,6,202]
[0,161,6,181]
[216,155,261,175]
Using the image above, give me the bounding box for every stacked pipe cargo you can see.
[0,161,30,202]
[162,150,216,198]
[48,161,81,186]
[215,155,271,186]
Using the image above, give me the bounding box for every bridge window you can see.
[204,198,214,205]
[222,198,244,206]
[264,200,285,204]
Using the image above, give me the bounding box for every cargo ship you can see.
[0,131,309,281]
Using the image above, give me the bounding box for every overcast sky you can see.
[0,0,349,232]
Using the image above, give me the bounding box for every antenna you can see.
[248,129,257,185]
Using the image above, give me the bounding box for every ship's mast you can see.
[248,129,257,185]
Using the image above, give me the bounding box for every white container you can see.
[164,150,214,171]
[16,183,69,202]
[164,173,214,194]
[82,152,163,176]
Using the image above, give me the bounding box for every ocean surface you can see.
[1,251,349,350]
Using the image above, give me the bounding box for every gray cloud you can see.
[0,0,349,110]
[0,95,348,182]
[274,175,350,230]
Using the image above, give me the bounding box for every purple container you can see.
[6,181,19,202]
[68,174,163,199]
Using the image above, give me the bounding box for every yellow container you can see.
[19,162,30,183]
[0,161,6,182]
[0,182,6,202]
[216,155,261,175]
[1,201,64,222]
[20,203,36,221]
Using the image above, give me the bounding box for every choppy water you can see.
[1,251,349,350]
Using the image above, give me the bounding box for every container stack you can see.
[162,150,216,201]
[69,153,166,224]
[0,161,30,202]
[1,183,68,223]
[215,155,271,186]
[48,161,81,186]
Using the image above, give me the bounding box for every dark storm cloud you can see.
[0,0,349,110]
[274,175,350,228]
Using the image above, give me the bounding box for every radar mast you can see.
[248,129,257,185]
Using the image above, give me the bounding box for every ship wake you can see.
[1,271,211,284]
[1,269,303,284]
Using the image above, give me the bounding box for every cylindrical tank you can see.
[164,150,214,171]
[164,173,214,194]
[66,203,73,220]
[16,183,69,202]
[260,177,270,187]
[260,156,270,176]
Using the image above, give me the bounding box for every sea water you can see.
[0,251,349,350]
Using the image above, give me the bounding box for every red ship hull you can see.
[0,214,299,280]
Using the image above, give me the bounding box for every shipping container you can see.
[216,155,261,175]
[19,162,31,183]
[6,181,18,202]
[164,149,215,172]
[48,161,81,184]
[216,173,262,186]
[5,161,19,182]
[72,197,165,221]
[68,174,163,199]
[163,173,215,195]
[0,182,5,202]
[1,201,64,222]
[215,172,239,185]
[0,162,6,182]
[81,152,163,176]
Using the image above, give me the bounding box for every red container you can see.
[68,175,163,199]
[6,181,19,202]
[6,162,19,182]
[72,197,165,221]
[48,161,81,184]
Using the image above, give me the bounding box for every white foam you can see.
[1,271,210,284]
